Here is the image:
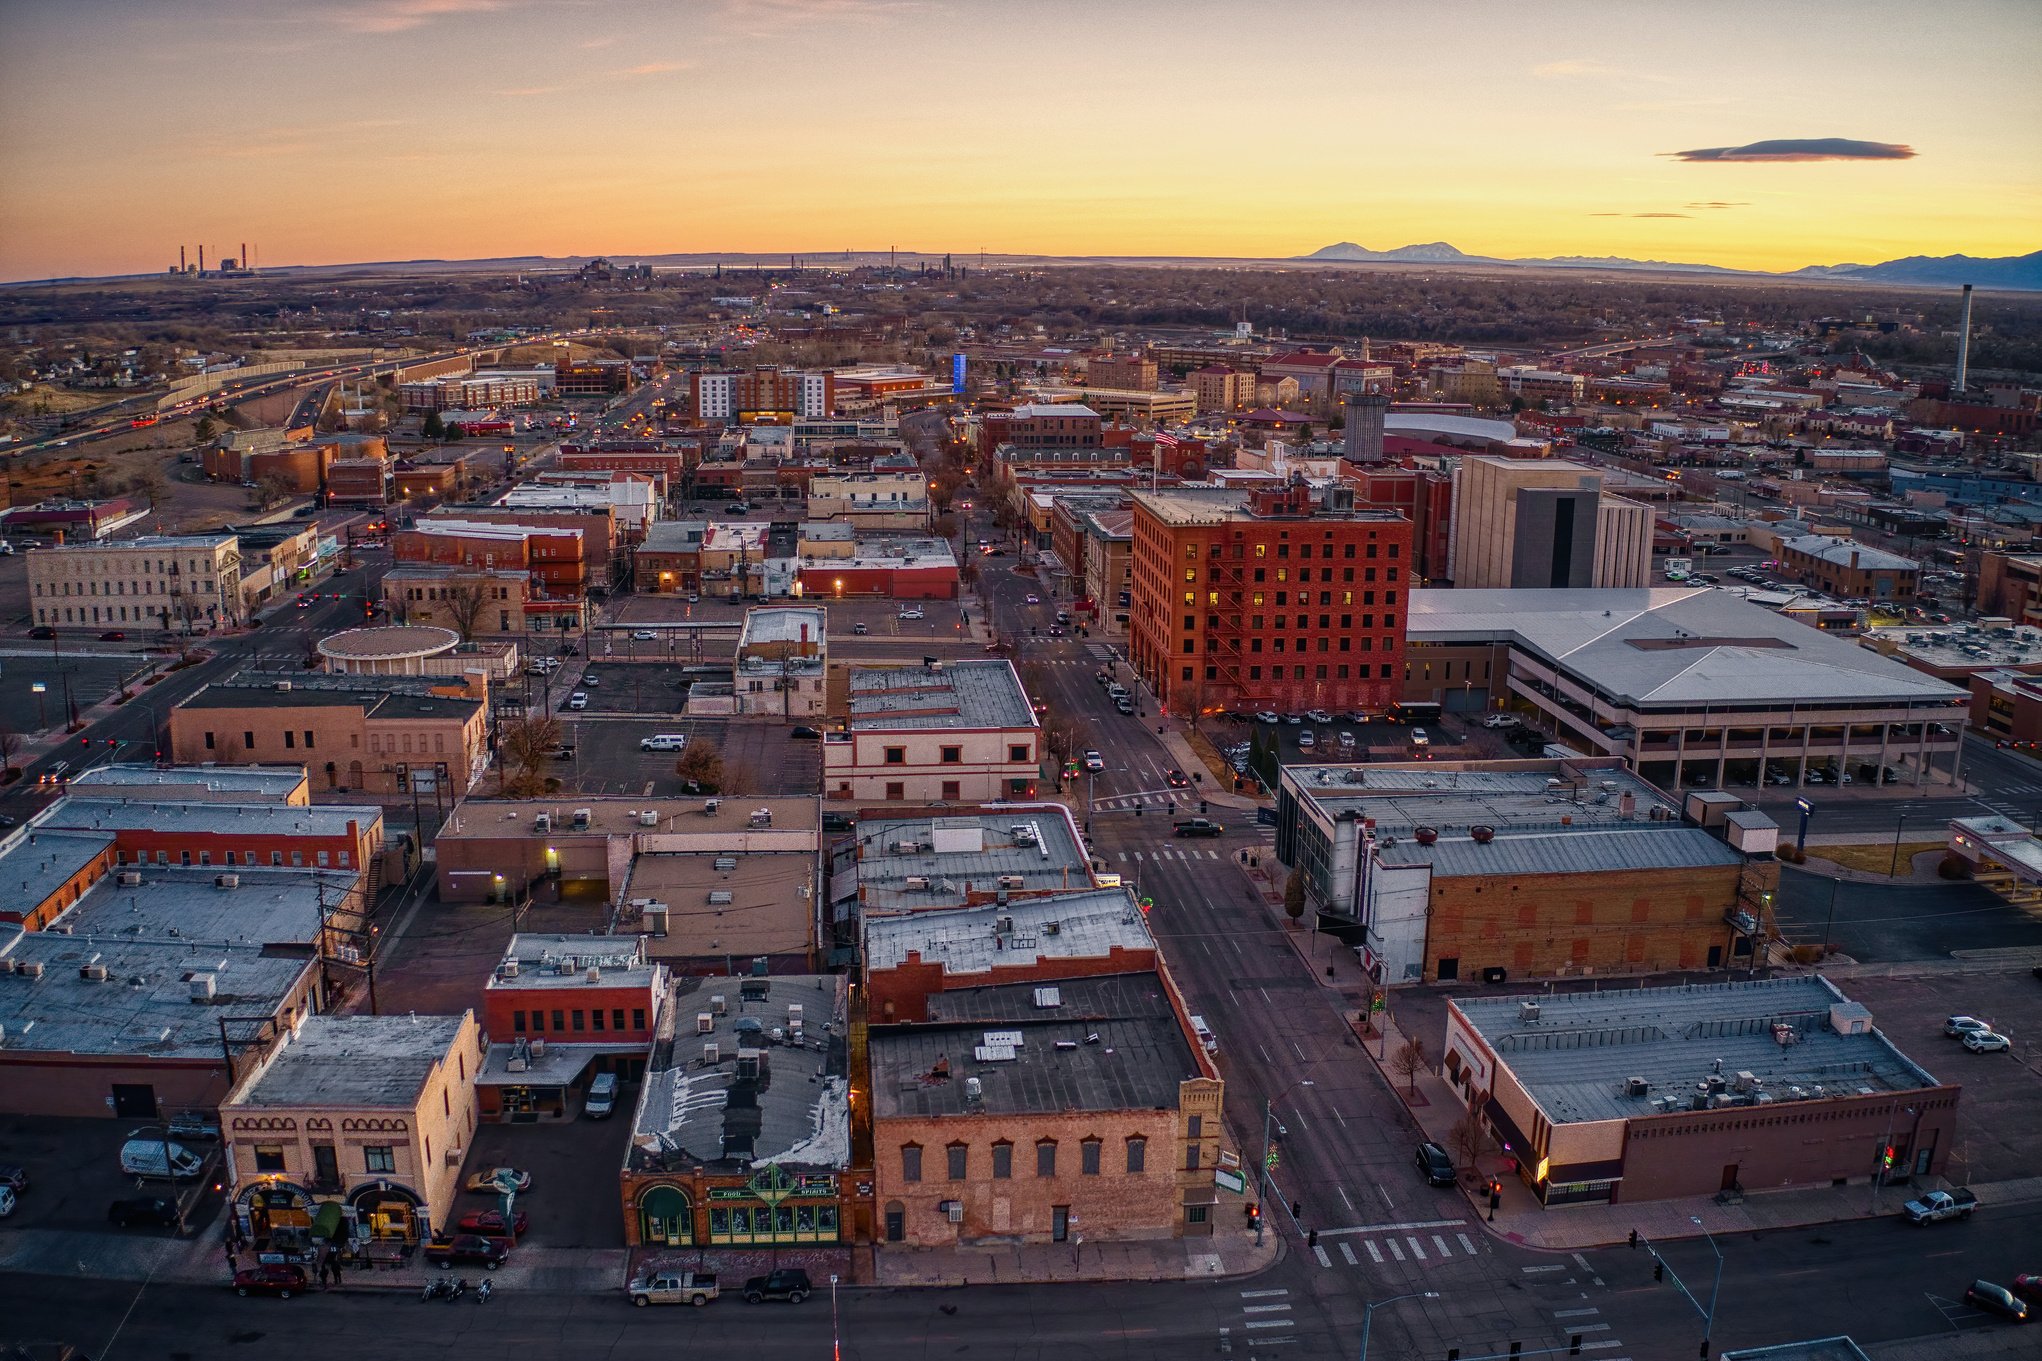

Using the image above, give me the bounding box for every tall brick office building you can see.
[1128,483,1413,718]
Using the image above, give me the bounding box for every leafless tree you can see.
[1390,1036,1428,1097]
[675,740,725,793]
[255,472,295,510]
[441,579,491,642]
[1447,1110,1490,1178]
[0,722,21,776]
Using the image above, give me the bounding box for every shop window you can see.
[254,1144,286,1173]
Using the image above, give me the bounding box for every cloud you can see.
[1686,201,1749,209]
[1589,212,1692,219]
[620,60,692,76]
[328,0,504,33]
[1666,138,1916,163]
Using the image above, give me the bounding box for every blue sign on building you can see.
[952,353,966,394]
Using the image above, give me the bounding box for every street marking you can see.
[1386,1238,1406,1262]
[1339,1241,1358,1266]
[1456,1233,1479,1255]
[1243,1304,1293,1315]
[1365,1241,1383,1264]
[1407,1236,1427,1260]
[1432,1234,1452,1256]
[1522,1264,1566,1274]
[1554,1308,1601,1319]
[1240,1290,1289,1299]
[1320,1217,1465,1237]
[1580,1344,1624,1353]
[1570,1324,1612,1334]
[1312,1246,1330,1267]
[1242,1320,1295,1330]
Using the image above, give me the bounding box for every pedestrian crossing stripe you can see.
[1322,1232,1483,1269]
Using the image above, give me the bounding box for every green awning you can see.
[312,1201,346,1241]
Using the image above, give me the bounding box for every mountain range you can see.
[1301,242,2042,291]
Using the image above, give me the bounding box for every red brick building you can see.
[1128,483,1414,718]
[394,519,588,597]
[1345,462,1454,583]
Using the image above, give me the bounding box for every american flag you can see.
[1152,433,1181,449]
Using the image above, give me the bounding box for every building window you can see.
[284,731,295,749]
[1009,744,1030,762]
[513,1011,526,1033]
[364,1145,396,1174]
[552,1010,565,1031]
[940,780,961,800]
[243,731,255,750]
[572,1010,585,1031]
[884,747,906,764]
[946,1143,968,1180]
[592,1009,605,1031]
[940,746,962,764]
[304,731,315,749]
[1080,1138,1102,1176]
[1187,1114,1202,1139]
[254,1144,286,1173]
[633,1009,646,1031]
[900,1144,923,1183]
[991,1140,1013,1179]
[1036,1139,1057,1177]
[613,1009,625,1031]
[1126,1136,1147,1173]
[204,731,215,750]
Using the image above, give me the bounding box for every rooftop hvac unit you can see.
[81,964,108,982]
[1734,1070,1758,1092]
[704,799,720,816]
[585,966,601,984]
[445,1146,463,1168]
[1519,1002,1541,1023]
[639,811,659,827]
[997,875,1025,889]
[17,961,43,979]
[893,840,920,854]
[273,680,293,692]
[714,856,738,871]
[735,1048,765,1079]
[506,1055,527,1073]
[500,958,520,978]
[703,1041,721,1064]
[711,994,727,1015]
[117,870,143,887]
[529,1038,547,1057]
[996,916,1015,934]
[787,1003,803,1025]
[964,1076,983,1102]
[1043,921,1061,936]
[189,973,216,1000]
[904,876,930,891]
[697,1013,715,1034]
[708,890,733,906]
[1625,1077,1649,1098]
[214,874,239,889]
[534,812,552,833]
[572,807,593,829]
[643,903,669,936]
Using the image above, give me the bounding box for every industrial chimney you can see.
[1955,283,1974,395]
[179,246,186,273]
[240,242,248,271]
[197,245,205,274]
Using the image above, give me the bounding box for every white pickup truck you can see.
[628,1270,719,1307]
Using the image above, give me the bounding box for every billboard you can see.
[951,353,966,394]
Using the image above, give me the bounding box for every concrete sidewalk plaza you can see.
[869,1223,1280,1287]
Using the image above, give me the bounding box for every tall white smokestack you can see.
[1954,283,1974,395]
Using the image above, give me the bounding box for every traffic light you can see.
[1245,1203,1261,1229]
[1881,1145,1897,1168]
[1653,1257,1665,1283]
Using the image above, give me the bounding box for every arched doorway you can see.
[235,1180,317,1253]
[347,1180,424,1243]
[883,1199,905,1243]
[637,1184,693,1246]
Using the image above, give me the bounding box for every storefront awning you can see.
[312,1201,346,1241]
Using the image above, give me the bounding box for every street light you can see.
[1358,1290,1438,1361]
[1794,797,1813,855]
[1688,1216,1722,1359]
[1256,1079,1313,1246]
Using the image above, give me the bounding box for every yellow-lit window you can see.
[1343,591,1354,605]
[1185,569,1196,583]
[1254,544,1267,558]
[1185,545,1198,560]
[1252,592,1265,606]
[1207,592,1219,605]
[1183,592,1196,605]
[1276,568,1288,582]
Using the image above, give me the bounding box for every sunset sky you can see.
[1,0,2035,282]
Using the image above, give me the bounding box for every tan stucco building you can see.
[29,533,244,631]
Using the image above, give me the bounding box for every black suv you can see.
[108,1196,181,1229]
[743,1268,812,1304]
[1415,1141,1456,1187]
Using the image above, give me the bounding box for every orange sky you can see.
[0,0,2035,281]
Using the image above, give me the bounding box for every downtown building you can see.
[1127,482,1413,718]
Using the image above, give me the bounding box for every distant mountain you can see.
[1302,242,2042,290]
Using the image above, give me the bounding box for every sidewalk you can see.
[1151,719,1262,812]
[868,1224,1279,1287]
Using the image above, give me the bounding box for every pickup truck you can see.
[1174,818,1224,838]
[628,1270,718,1307]
[743,1267,812,1304]
[1901,1188,1978,1224]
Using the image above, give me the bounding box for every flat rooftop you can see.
[1454,976,1942,1127]
[1864,623,2042,671]
[489,933,659,992]
[1286,761,1681,835]
[1377,825,1745,878]
[58,864,348,951]
[180,674,481,721]
[0,828,114,916]
[854,808,1092,913]
[233,1013,470,1109]
[845,659,1035,732]
[863,887,1152,977]
[66,764,307,801]
[438,796,817,840]
[1406,588,1965,709]
[871,974,1199,1118]
[631,974,848,1170]
[1782,534,1917,572]
[37,796,381,841]
[622,852,816,961]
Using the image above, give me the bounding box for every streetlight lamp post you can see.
[1888,811,1908,878]
[1794,797,1813,856]
[1256,1079,1313,1245]
[1358,1290,1438,1361]
[1688,1216,1722,1359]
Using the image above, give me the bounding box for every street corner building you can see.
[621,974,859,1251]
[1442,977,1959,1207]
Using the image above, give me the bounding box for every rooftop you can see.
[1453,976,1942,1126]
[863,887,1153,976]
[437,795,818,841]
[316,625,461,660]
[1376,825,1745,878]
[0,828,114,916]
[1285,760,1681,835]
[1010,403,1099,419]
[46,532,236,552]
[639,521,706,553]
[489,933,660,992]
[802,537,958,570]
[870,974,1200,1118]
[1782,534,1918,572]
[844,659,1035,732]
[1406,588,1965,709]
[37,796,381,843]
[621,852,816,961]
[64,764,307,803]
[853,807,1093,913]
[631,974,849,1170]
[177,676,481,721]
[233,1013,471,1109]
[1383,413,1518,443]
[1864,623,2042,672]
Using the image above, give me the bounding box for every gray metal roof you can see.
[0,829,114,914]
[1406,588,1964,709]
[1453,976,1941,1126]
[1377,825,1743,878]
[871,975,1197,1118]
[855,808,1091,912]
[235,1014,470,1108]
[1286,761,1680,834]
[847,660,1036,732]
[1781,534,1917,572]
[37,797,382,840]
[863,888,1151,976]
[67,764,307,800]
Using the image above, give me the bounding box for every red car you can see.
[233,1263,307,1298]
[456,1208,529,1237]
[2013,1274,2042,1306]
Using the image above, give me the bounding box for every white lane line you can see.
[1406,1236,1426,1260]
[1569,1324,1612,1334]
[1580,1344,1624,1353]
[1456,1233,1479,1255]
[1554,1308,1601,1319]
[1240,1289,1289,1299]
[1243,1304,1293,1314]
[1245,1340,1297,1349]
[1312,1245,1330,1267]
[1339,1241,1358,1266]
[1521,1264,1565,1274]
[1242,1320,1296,1331]
[1320,1217,1464,1238]
[1365,1240,1383,1264]
[1432,1234,1452,1256]
[1387,1238,1406,1262]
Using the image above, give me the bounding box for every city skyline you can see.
[0,0,2036,282]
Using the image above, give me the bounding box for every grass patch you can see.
[1805,840,1943,875]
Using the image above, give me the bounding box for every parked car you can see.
[581,673,600,687]
[567,692,589,711]
[1253,711,1280,725]
[233,1263,308,1298]
[640,734,689,752]
[743,1268,812,1304]
[0,1163,27,1192]
[1114,697,1135,715]
[1963,1030,2012,1053]
[455,1208,530,1237]
[2011,1274,2042,1306]
[28,626,54,639]
[629,1269,719,1307]
[423,1233,509,1270]
[0,1185,13,1218]
[1902,1188,1978,1224]
[1304,709,1332,724]
[1297,731,1315,748]
[790,725,822,739]
[1962,1279,2030,1322]
[1415,1141,1456,1187]
[1410,728,1431,748]
[98,630,126,641]
[852,621,868,634]
[166,1110,221,1141]
[463,1166,531,1194]
[107,1196,180,1229]
[1946,1015,1993,1038]
[1480,714,1519,729]
[898,608,925,621]
[119,1138,203,1181]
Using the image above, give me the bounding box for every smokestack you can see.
[1955,283,1974,395]
[241,242,247,271]
[198,245,205,274]
[179,246,186,273]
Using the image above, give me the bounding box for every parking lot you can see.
[0,1113,227,1240]
[543,661,695,718]
[540,714,818,798]
[0,647,155,733]
[452,1107,635,1249]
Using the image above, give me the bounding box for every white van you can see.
[120,1137,204,1181]
[585,1071,619,1119]
[1189,1015,1219,1056]
[639,734,689,752]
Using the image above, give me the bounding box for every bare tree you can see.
[1390,1036,1428,1097]
[0,722,21,776]
[1042,715,1084,767]
[1283,868,1307,923]
[675,740,725,794]
[1446,1111,1490,1180]
[441,579,491,642]
[931,512,960,541]
[255,472,295,510]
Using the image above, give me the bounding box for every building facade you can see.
[823,660,1040,803]
[29,533,244,631]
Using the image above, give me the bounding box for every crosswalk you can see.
[1221,1288,1296,1351]
[1522,1270,1632,1360]
[1117,847,1228,863]
[1313,1219,1485,1270]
